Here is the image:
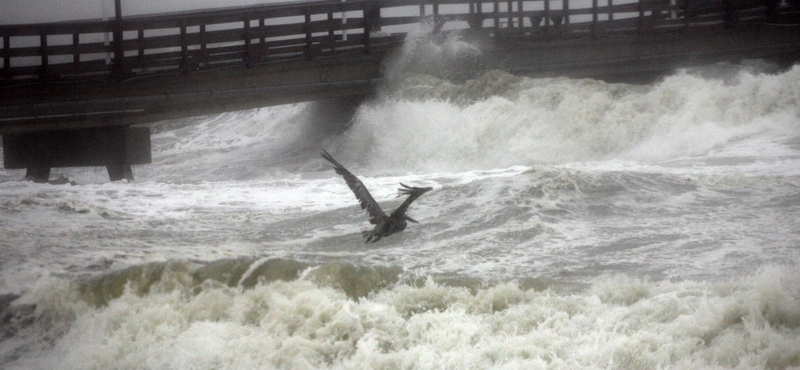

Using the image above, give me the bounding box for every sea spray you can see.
[338,66,800,172]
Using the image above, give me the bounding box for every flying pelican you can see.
[321,150,432,243]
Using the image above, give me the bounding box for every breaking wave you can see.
[2,261,799,370]
[333,65,800,172]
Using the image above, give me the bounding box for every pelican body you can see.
[322,150,432,243]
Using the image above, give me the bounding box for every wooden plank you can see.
[48,59,109,75]
[0,22,111,37]
[43,42,109,56]
[5,65,40,77]
[121,33,183,52]
[121,1,365,31]
[8,43,109,58]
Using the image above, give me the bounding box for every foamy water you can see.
[1,32,799,369]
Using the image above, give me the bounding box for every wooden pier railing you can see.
[0,0,796,82]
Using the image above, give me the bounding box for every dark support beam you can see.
[106,163,134,181]
[25,167,51,183]
[2,126,151,182]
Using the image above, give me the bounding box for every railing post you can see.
[137,29,144,60]
[2,34,10,79]
[544,0,550,33]
[638,0,645,31]
[683,0,690,28]
[244,14,253,65]
[494,0,500,31]
[112,0,125,79]
[328,11,336,52]
[200,24,208,66]
[258,19,267,61]
[433,0,445,32]
[363,1,380,54]
[609,0,614,21]
[592,0,598,36]
[364,7,370,55]
[507,1,514,27]
[304,10,313,58]
[468,0,476,28]
[73,32,80,73]
[564,0,570,27]
[180,20,188,72]
[39,27,49,80]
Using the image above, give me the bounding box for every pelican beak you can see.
[405,215,419,223]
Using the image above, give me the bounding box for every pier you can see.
[1,0,799,181]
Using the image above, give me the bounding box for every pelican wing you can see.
[322,150,386,224]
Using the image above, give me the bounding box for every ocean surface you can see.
[1,33,799,369]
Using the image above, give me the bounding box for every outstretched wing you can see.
[321,150,386,224]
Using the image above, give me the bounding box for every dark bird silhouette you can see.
[322,150,432,243]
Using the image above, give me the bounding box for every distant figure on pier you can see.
[321,150,432,243]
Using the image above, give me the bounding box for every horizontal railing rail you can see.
[0,0,793,82]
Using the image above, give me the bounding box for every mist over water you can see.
[1,31,800,369]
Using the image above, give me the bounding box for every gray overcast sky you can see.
[0,0,303,24]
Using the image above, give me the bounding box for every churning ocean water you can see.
[1,33,799,369]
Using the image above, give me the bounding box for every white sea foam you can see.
[4,266,799,370]
[336,66,800,172]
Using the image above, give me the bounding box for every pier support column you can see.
[106,163,135,182]
[25,167,51,183]
[2,126,151,182]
